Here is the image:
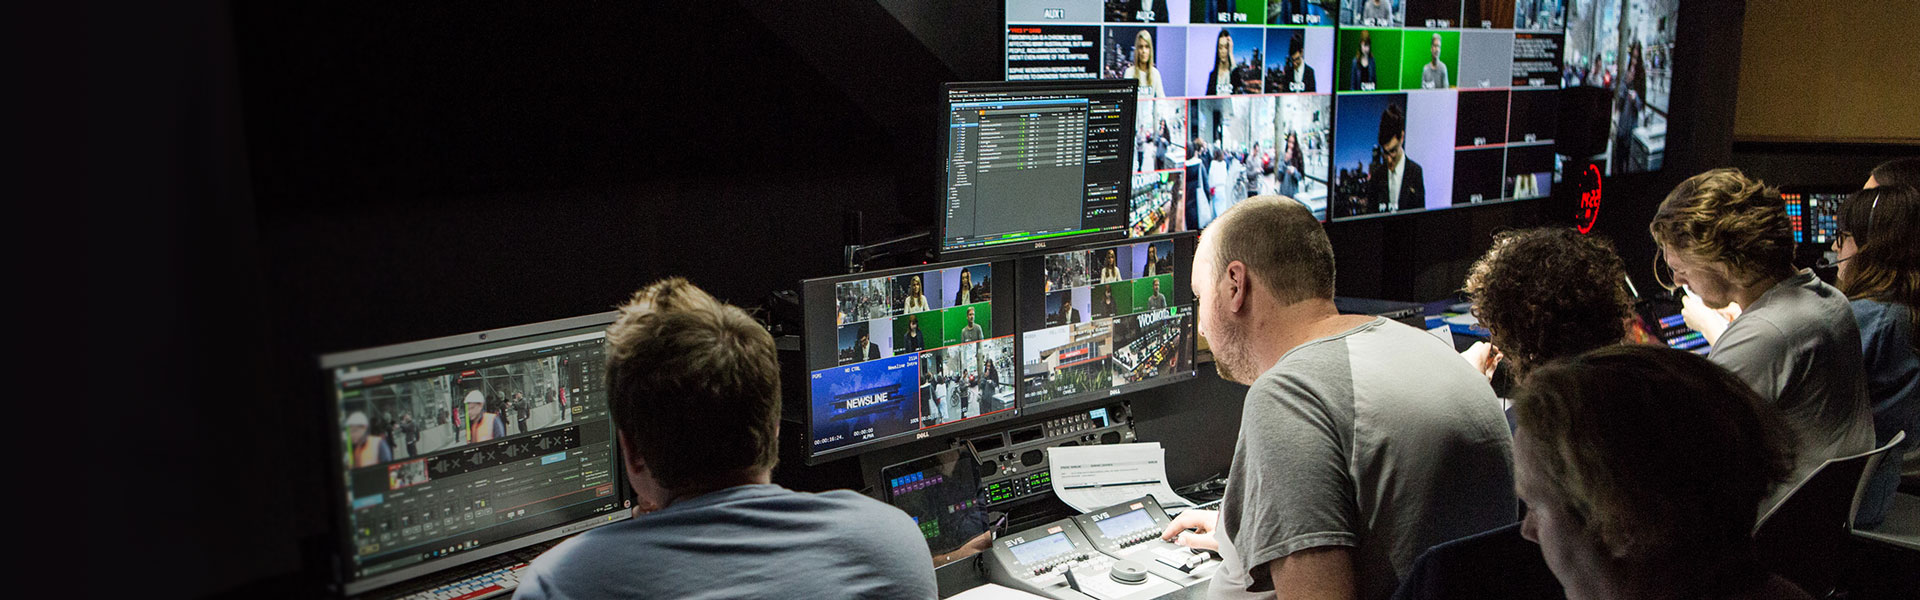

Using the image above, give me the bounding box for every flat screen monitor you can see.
[802,258,1021,462]
[882,448,992,557]
[1782,189,1845,245]
[940,80,1137,260]
[1329,1,1570,220]
[319,312,629,596]
[1018,232,1198,412]
[1562,0,1678,175]
[1004,2,1338,226]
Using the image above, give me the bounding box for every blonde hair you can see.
[1648,168,1795,284]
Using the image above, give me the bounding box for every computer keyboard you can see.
[366,542,555,600]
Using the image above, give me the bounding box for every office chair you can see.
[1754,431,1907,598]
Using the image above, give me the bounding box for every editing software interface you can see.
[941,81,1134,258]
[1019,233,1197,410]
[882,449,992,556]
[324,320,626,592]
[1330,0,1570,220]
[1563,0,1679,175]
[1005,1,1337,227]
[1783,191,1843,245]
[804,259,1020,461]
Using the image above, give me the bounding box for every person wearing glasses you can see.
[1830,180,1919,529]
[1648,168,1875,515]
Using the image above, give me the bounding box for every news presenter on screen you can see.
[462,390,506,443]
[1124,29,1167,98]
[346,411,392,467]
[1149,277,1169,310]
[1366,103,1424,213]
[1283,31,1316,92]
[1347,31,1377,91]
[961,307,984,342]
[1101,249,1123,282]
[954,269,978,305]
[1420,34,1450,89]
[1361,0,1392,25]
[1206,30,1238,96]
[903,275,929,313]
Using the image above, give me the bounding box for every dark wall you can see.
[102,1,1755,598]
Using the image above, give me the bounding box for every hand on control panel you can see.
[1159,509,1220,552]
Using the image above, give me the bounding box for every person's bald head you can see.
[1198,196,1335,306]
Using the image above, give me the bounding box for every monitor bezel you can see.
[1014,231,1200,416]
[936,79,1138,262]
[800,257,1025,464]
[317,311,629,596]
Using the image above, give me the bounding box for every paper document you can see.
[947,583,1051,600]
[1047,442,1194,513]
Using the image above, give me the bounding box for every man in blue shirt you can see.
[515,278,937,600]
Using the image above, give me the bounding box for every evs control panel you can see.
[971,404,1136,508]
[984,513,1182,600]
[1072,496,1219,588]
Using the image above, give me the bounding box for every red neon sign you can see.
[1575,164,1604,234]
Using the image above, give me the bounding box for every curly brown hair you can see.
[1648,168,1796,283]
[1463,228,1634,376]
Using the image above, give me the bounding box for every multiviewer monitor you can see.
[1004,3,1338,226]
[802,258,1021,462]
[1018,232,1198,412]
[318,313,629,596]
[1329,1,1569,220]
[940,80,1137,260]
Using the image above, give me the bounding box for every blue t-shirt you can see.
[1851,299,1919,528]
[514,484,936,600]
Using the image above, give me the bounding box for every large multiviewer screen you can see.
[1005,2,1338,226]
[1018,232,1198,411]
[1563,0,1677,175]
[320,314,628,595]
[803,259,1020,462]
[940,81,1135,259]
[1330,1,1568,220]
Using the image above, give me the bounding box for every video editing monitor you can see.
[1782,189,1844,245]
[1563,0,1678,175]
[1329,0,1570,220]
[802,258,1020,462]
[1018,232,1198,412]
[1005,1,1337,225]
[319,312,629,596]
[941,80,1137,260]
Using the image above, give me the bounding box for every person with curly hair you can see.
[1458,228,1636,381]
[1648,168,1875,514]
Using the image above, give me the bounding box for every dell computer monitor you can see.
[1003,4,1338,226]
[1329,1,1570,220]
[802,258,1021,462]
[940,80,1137,259]
[319,313,629,596]
[1018,232,1198,412]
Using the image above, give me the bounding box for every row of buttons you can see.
[1115,530,1159,548]
[400,563,522,600]
[1027,552,1090,577]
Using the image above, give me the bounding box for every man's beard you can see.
[1210,318,1251,384]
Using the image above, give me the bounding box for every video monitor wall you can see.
[1562,0,1676,174]
[1329,0,1567,220]
[1006,1,1338,226]
[804,260,1020,461]
[1017,232,1198,411]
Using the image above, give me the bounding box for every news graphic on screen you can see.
[1329,1,1567,220]
[1019,232,1197,410]
[941,81,1136,260]
[1563,0,1676,175]
[1006,1,1336,226]
[805,260,1020,461]
[320,314,627,595]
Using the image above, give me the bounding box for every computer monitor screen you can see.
[319,313,628,595]
[1004,2,1338,226]
[1562,0,1678,175]
[1783,190,1843,245]
[803,259,1020,462]
[940,80,1136,259]
[882,448,991,557]
[1329,1,1569,220]
[1018,232,1197,411]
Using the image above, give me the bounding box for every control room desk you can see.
[936,553,1213,600]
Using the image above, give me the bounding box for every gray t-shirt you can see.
[1210,318,1515,600]
[1709,270,1875,513]
[514,484,936,600]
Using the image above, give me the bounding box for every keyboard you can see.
[365,542,556,600]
